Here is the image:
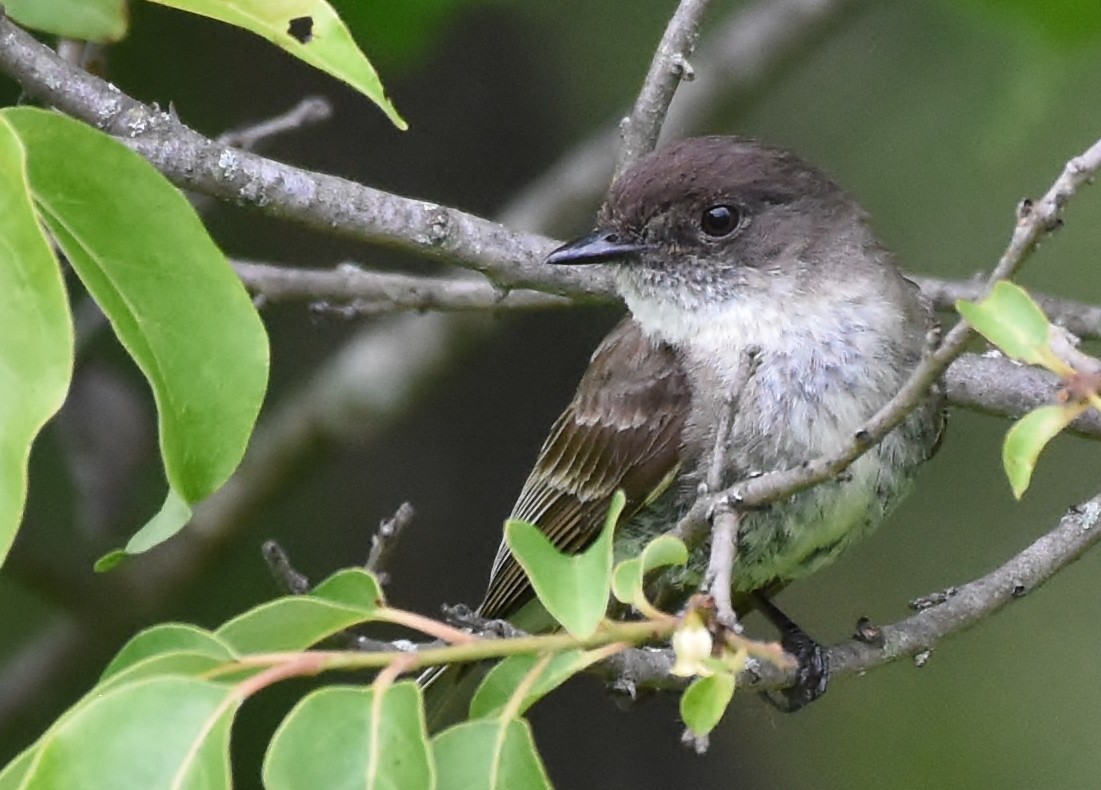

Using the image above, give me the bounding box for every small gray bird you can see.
[440,136,943,715]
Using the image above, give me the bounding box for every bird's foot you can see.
[754,593,829,713]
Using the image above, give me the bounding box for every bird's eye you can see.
[700,204,741,238]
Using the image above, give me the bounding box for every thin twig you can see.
[262,540,312,595]
[703,506,740,628]
[699,349,758,626]
[365,502,414,584]
[235,260,1101,348]
[217,96,332,151]
[616,0,713,176]
[233,260,571,313]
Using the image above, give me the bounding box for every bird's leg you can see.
[753,592,829,712]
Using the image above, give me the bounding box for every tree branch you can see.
[206,486,1101,698]
[616,0,712,175]
[944,353,1101,439]
[233,260,571,314]
[596,488,1101,692]
[0,14,611,302]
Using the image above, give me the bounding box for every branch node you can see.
[262,540,312,595]
[365,502,414,584]
[909,586,958,611]
[671,53,696,81]
[852,617,884,646]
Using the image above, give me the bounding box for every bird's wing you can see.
[478,318,691,619]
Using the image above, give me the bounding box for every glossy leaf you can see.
[504,491,625,639]
[20,678,236,789]
[3,107,270,561]
[265,683,433,790]
[216,568,383,652]
[1002,402,1088,498]
[680,672,735,738]
[6,0,128,42]
[0,115,73,570]
[147,0,405,128]
[432,718,551,790]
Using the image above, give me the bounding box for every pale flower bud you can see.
[670,611,714,678]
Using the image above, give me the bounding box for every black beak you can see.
[545,229,652,265]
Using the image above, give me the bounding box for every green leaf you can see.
[216,568,383,653]
[0,116,73,570]
[611,533,688,608]
[120,487,193,559]
[680,672,735,738]
[264,683,433,790]
[101,651,238,694]
[102,623,235,681]
[3,107,270,559]
[504,491,625,639]
[432,718,551,790]
[0,745,36,790]
[469,650,599,720]
[312,566,386,608]
[956,281,1060,369]
[146,0,406,129]
[6,0,128,42]
[20,678,236,789]
[1002,403,1088,498]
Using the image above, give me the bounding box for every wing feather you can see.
[479,318,690,619]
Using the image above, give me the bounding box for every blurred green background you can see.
[4,0,1101,787]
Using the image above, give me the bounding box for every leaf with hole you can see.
[147,0,405,128]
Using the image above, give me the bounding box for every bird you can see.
[432,135,943,719]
